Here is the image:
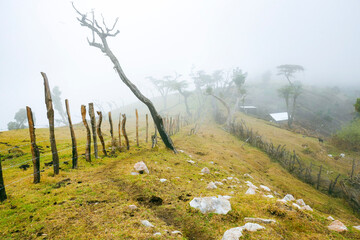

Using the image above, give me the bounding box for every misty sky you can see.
[1,0,360,130]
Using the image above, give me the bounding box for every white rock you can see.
[178,149,184,153]
[296,199,306,206]
[292,203,301,209]
[221,195,232,200]
[201,167,210,174]
[187,160,195,164]
[134,161,149,174]
[283,194,295,202]
[328,220,348,232]
[215,171,220,175]
[245,181,258,189]
[175,177,180,179]
[242,223,265,232]
[327,216,335,221]
[245,187,256,195]
[264,194,274,198]
[227,177,233,180]
[141,220,154,227]
[189,155,193,158]
[128,205,137,210]
[207,182,217,190]
[277,199,287,204]
[171,231,182,235]
[214,181,224,186]
[131,172,139,175]
[328,154,333,158]
[340,153,345,158]
[222,227,243,240]
[189,196,231,214]
[301,205,313,211]
[260,185,271,192]
[244,217,276,224]
[159,178,167,183]
[244,173,254,179]
[353,226,360,231]
[153,232,161,236]
[210,161,214,164]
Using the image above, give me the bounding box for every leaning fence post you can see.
[41,72,59,175]
[81,105,91,162]
[108,112,116,154]
[146,114,149,143]
[97,111,107,156]
[65,99,78,169]
[88,103,98,158]
[136,109,139,147]
[317,165,322,190]
[122,114,130,150]
[0,159,6,202]
[26,106,40,183]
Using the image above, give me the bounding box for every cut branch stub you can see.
[41,72,59,175]
[26,106,40,183]
[96,111,107,156]
[88,103,98,158]
[122,114,129,150]
[65,99,78,169]
[81,105,91,162]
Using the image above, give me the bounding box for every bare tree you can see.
[72,3,176,153]
[168,74,192,116]
[277,64,304,85]
[147,76,173,111]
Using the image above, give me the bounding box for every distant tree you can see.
[206,86,231,126]
[232,68,247,112]
[277,64,304,85]
[7,108,29,130]
[148,76,173,111]
[278,82,303,128]
[169,78,192,116]
[355,98,360,114]
[52,86,67,125]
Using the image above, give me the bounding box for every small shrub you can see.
[332,119,360,151]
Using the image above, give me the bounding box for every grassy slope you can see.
[1,116,360,239]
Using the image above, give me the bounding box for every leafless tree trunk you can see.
[81,105,91,162]
[122,114,129,150]
[108,111,116,154]
[0,159,6,201]
[96,111,107,156]
[42,72,59,175]
[209,93,232,126]
[65,99,78,169]
[26,106,41,183]
[146,114,149,143]
[136,109,139,147]
[88,103,98,158]
[73,4,176,153]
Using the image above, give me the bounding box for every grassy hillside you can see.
[1,111,360,239]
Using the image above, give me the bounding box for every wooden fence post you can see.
[26,106,40,183]
[81,105,91,162]
[152,123,158,148]
[136,109,139,147]
[108,112,116,154]
[351,159,356,180]
[317,165,322,190]
[65,99,78,169]
[41,72,59,175]
[146,114,149,143]
[96,111,107,156]
[122,114,130,150]
[88,103,98,159]
[0,159,6,202]
[118,113,122,148]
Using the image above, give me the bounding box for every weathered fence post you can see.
[328,174,341,194]
[81,105,91,162]
[317,165,322,190]
[152,124,158,148]
[88,103,98,159]
[26,106,40,183]
[351,159,356,180]
[0,159,6,202]
[65,99,78,169]
[146,114,149,143]
[108,112,116,154]
[118,113,122,148]
[122,114,129,150]
[136,109,139,147]
[96,111,107,156]
[41,72,59,175]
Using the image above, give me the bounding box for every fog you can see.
[1,0,360,130]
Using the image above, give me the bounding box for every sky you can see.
[0,0,360,130]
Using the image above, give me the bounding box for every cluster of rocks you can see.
[222,222,266,240]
